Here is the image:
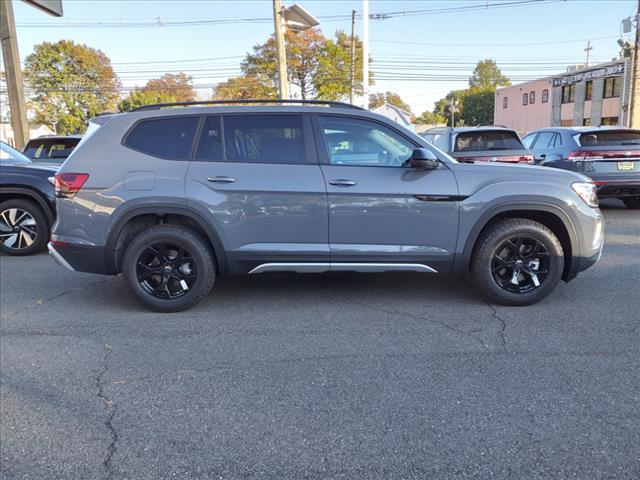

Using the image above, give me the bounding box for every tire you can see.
[622,196,640,210]
[0,198,49,256]
[471,218,564,306]
[121,225,216,312]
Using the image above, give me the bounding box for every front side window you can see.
[124,116,199,160]
[522,134,536,149]
[522,93,528,106]
[542,89,549,103]
[223,115,305,164]
[319,116,415,167]
[529,91,535,104]
[603,77,621,98]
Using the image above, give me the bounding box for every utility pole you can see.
[362,0,369,109]
[450,97,455,127]
[273,0,288,99]
[630,0,640,128]
[584,40,593,67]
[349,9,356,104]
[0,0,29,149]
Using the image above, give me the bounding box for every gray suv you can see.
[49,100,604,312]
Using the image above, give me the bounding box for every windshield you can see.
[454,130,524,152]
[24,138,80,164]
[0,142,31,164]
[578,130,640,147]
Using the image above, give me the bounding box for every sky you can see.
[3,0,638,114]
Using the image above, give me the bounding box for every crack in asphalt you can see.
[1,278,110,320]
[459,276,508,352]
[96,344,118,479]
[332,292,493,349]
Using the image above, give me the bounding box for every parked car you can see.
[0,141,57,255]
[421,126,534,164]
[49,100,603,312]
[523,127,640,209]
[23,135,81,165]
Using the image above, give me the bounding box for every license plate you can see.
[618,161,635,171]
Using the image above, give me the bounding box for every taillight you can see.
[567,150,640,161]
[54,173,89,198]
[567,150,602,161]
[519,154,534,164]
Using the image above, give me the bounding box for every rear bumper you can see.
[48,241,110,275]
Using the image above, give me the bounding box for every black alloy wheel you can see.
[491,236,549,294]
[136,242,197,299]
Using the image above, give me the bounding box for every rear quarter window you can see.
[123,116,200,160]
[454,130,524,152]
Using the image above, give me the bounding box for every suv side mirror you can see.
[409,148,440,170]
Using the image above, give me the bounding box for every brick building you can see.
[494,59,633,135]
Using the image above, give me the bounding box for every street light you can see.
[272,2,320,99]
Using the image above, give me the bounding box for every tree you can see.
[461,88,495,126]
[117,89,178,112]
[369,91,411,112]
[469,59,511,89]
[23,40,120,134]
[242,28,368,100]
[142,73,195,101]
[434,90,468,127]
[416,111,446,126]
[212,75,276,100]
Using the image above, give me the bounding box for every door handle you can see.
[328,179,356,187]
[207,176,236,183]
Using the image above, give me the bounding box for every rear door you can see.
[529,131,555,163]
[314,115,459,273]
[186,114,329,274]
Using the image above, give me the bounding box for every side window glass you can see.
[195,116,222,161]
[223,115,305,164]
[533,132,554,149]
[433,133,449,152]
[522,134,536,149]
[319,116,415,167]
[553,133,563,148]
[124,116,199,160]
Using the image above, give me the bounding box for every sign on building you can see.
[553,63,625,87]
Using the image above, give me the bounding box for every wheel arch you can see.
[0,187,55,226]
[105,205,229,276]
[458,203,580,282]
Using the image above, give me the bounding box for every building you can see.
[494,59,633,135]
[0,123,55,147]
[373,103,415,132]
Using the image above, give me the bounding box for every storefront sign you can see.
[553,63,625,87]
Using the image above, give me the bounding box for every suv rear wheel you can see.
[622,196,640,210]
[0,199,48,256]
[471,218,564,306]
[122,225,216,312]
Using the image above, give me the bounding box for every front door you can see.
[314,115,459,273]
[186,114,329,274]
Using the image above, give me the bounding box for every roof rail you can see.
[130,99,365,112]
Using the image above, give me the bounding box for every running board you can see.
[248,263,438,274]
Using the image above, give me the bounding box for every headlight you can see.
[572,182,599,208]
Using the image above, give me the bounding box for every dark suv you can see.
[49,100,603,312]
[23,135,81,166]
[523,127,640,209]
[421,126,533,164]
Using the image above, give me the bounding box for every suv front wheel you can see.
[471,218,564,306]
[122,225,216,312]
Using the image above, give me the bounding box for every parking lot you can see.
[0,199,638,479]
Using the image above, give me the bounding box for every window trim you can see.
[121,114,203,161]
[529,91,535,104]
[311,113,425,168]
[541,89,549,103]
[522,93,528,106]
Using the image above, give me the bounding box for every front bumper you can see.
[593,180,640,198]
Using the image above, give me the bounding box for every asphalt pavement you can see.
[1,199,639,479]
